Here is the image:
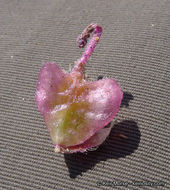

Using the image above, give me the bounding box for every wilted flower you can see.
[35,23,123,153]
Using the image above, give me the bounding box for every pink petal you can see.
[35,62,66,115]
[43,74,122,147]
[59,126,112,153]
[83,79,123,138]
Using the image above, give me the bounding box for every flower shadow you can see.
[64,120,140,178]
[120,92,134,107]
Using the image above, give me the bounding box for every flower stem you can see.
[72,23,102,72]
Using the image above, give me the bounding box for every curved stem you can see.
[72,23,102,72]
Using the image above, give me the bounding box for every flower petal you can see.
[59,125,112,153]
[84,79,123,136]
[45,78,123,147]
[35,62,66,115]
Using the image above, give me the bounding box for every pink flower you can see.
[35,23,123,153]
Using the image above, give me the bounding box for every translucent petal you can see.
[35,63,122,153]
[61,126,112,153]
[35,62,66,115]
[39,65,123,147]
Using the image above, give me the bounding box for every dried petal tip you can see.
[77,37,87,48]
[55,146,61,153]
